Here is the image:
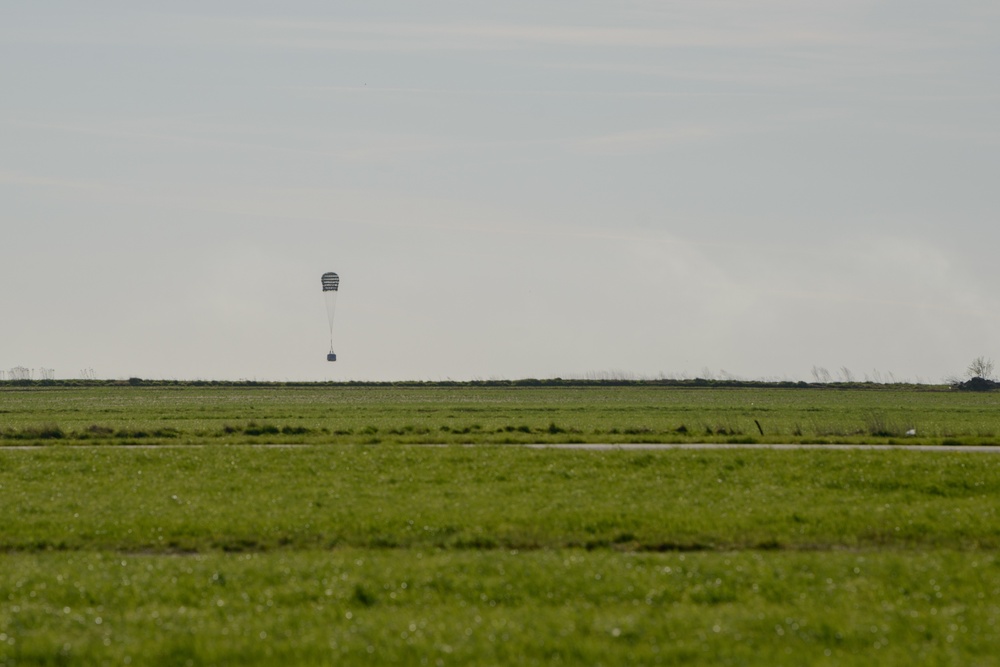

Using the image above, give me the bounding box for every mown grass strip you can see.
[2,447,999,554]
[2,445,1000,664]
[2,549,998,665]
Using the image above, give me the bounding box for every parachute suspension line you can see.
[322,272,340,361]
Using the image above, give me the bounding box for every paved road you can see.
[523,443,1000,452]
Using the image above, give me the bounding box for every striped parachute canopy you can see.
[321,272,340,292]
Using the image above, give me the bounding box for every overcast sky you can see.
[3,1,998,382]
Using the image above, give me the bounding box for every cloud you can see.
[570,126,716,155]
[744,234,1000,321]
[214,17,870,55]
[1,115,461,168]
[0,168,112,195]
[6,4,993,59]
[205,1,998,56]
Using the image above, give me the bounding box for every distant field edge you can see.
[0,378,959,390]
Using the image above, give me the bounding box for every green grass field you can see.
[3,383,1000,446]
[2,384,1000,664]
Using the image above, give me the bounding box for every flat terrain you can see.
[1,384,999,664]
[2,382,1000,446]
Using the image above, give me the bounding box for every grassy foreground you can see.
[2,445,1000,665]
[2,383,1000,446]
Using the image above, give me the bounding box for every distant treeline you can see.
[0,378,949,390]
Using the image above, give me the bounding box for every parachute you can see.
[321,272,340,361]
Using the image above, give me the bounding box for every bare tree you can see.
[838,366,856,383]
[967,356,995,380]
[811,366,831,383]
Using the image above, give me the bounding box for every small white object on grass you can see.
[905,429,916,436]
